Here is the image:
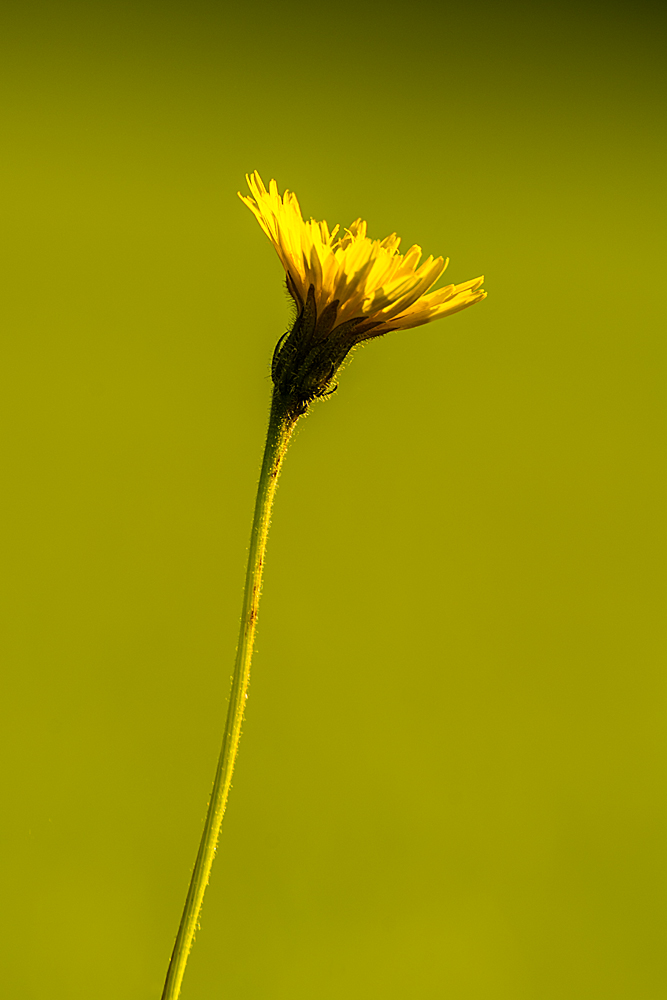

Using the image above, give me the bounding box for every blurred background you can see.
[0,1,665,997]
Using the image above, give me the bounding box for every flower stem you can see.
[161,390,297,1000]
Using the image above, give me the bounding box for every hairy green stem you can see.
[161,391,296,1000]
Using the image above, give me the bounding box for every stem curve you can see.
[161,391,296,1000]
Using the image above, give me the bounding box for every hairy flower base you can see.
[273,282,381,417]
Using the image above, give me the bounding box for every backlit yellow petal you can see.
[238,172,485,335]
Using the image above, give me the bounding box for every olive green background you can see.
[1,1,665,997]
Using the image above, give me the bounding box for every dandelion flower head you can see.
[239,171,486,339]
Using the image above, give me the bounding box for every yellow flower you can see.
[238,171,486,337]
[239,171,486,417]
